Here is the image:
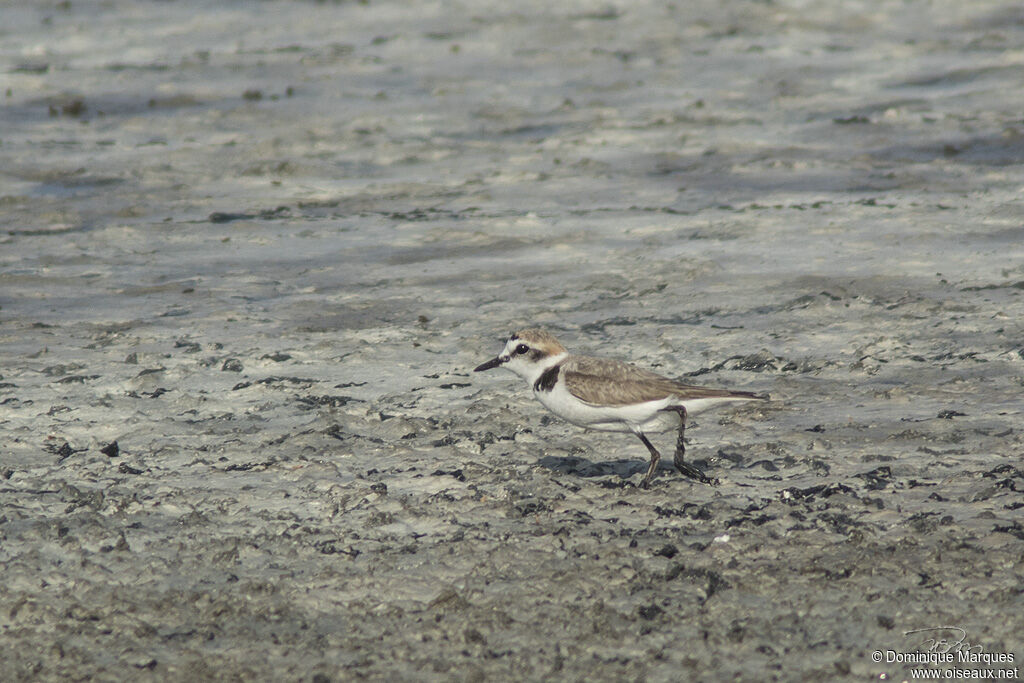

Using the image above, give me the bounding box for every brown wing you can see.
[562,355,762,406]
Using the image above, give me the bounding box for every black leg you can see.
[666,406,713,485]
[635,432,661,489]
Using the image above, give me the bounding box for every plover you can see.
[474,328,766,488]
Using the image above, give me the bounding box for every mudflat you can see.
[1,1,1022,680]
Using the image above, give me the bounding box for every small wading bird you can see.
[474,329,767,488]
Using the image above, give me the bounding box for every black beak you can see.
[474,356,505,372]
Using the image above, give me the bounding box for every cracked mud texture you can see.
[2,0,1023,681]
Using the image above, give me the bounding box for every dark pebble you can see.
[222,358,244,372]
[654,543,678,559]
[638,604,663,620]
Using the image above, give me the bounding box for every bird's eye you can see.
[515,344,529,355]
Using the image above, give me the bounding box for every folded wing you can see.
[562,355,763,406]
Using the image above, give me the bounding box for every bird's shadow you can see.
[537,455,675,481]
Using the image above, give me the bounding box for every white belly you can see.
[533,381,681,434]
[532,379,756,434]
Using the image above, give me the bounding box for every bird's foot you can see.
[674,457,715,485]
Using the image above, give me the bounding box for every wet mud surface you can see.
[1,1,1023,680]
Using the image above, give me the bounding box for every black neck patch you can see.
[533,363,561,392]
